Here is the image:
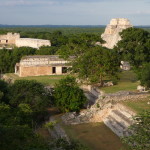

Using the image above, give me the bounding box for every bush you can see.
[9,80,51,111]
[138,63,150,88]
[54,76,87,112]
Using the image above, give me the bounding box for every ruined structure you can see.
[120,61,131,71]
[15,38,51,49]
[101,18,133,49]
[0,33,20,45]
[15,55,74,77]
[0,32,51,49]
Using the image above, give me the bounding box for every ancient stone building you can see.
[15,55,74,77]
[0,33,20,45]
[0,32,51,49]
[101,18,133,49]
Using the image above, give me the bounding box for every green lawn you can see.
[5,73,67,85]
[101,70,139,93]
[61,122,126,150]
[122,98,150,114]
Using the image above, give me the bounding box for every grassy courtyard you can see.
[5,73,67,85]
[62,122,126,150]
[101,70,139,93]
[122,98,150,114]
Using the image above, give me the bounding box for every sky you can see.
[0,0,150,25]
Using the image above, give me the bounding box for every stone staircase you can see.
[84,91,98,106]
[103,104,135,137]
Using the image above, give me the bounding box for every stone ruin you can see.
[0,32,51,49]
[101,18,133,49]
[120,61,131,71]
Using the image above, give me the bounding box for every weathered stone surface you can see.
[101,18,133,49]
[61,91,150,126]
[48,116,69,141]
[15,55,73,77]
[16,38,51,49]
[103,104,135,137]
[0,32,51,49]
[103,81,114,87]
[120,61,131,71]
[137,85,146,92]
[0,33,20,45]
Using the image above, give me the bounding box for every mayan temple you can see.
[101,18,133,49]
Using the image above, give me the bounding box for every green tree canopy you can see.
[137,63,150,88]
[9,80,51,111]
[54,76,87,112]
[115,27,150,67]
[57,33,104,59]
[72,46,120,85]
[0,80,9,104]
[36,46,58,55]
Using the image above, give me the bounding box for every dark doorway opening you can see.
[6,40,8,43]
[62,67,67,73]
[52,67,56,74]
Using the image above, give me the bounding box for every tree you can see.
[0,49,12,73]
[57,33,104,59]
[0,47,36,73]
[9,80,51,112]
[54,76,87,112]
[122,111,150,150]
[0,80,9,104]
[36,46,58,55]
[115,27,150,68]
[11,47,36,72]
[72,46,120,85]
[137,63,150,88]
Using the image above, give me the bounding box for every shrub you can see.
[54,76,87,112]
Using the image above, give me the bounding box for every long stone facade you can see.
[15,55,74,77]
[101,18,133,49]
[0,32,51,49]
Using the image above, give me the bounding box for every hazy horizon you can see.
[1,0,150,26]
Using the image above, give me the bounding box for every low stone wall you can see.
[62,91,150,125]
[80,84,101,98]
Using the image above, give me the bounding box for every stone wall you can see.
[15,55,72,77]
[18,66,52,77]
[0,33,20,45]
[16,65,70,77]
[80,84,101,98]
[101,18,133,49]
[16,38,51,49]
[0,32,51,49]
[62,91,150,125]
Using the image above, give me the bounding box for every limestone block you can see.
[137,85,146,92]
[15,38,51,49]
[104,81,114,87]
[120,61,131,71]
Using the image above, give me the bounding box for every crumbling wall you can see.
[16,38,51,49]
[0,32,51,49]
[0,33,20,45]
